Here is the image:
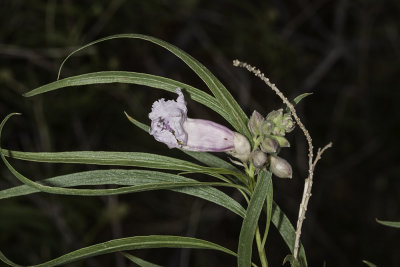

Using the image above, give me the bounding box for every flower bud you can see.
[261,120,273,135]
[269,155,292,178]
[248,110,264,136]
[266,109,295,136]
[230,132,251,161]
[266,109,283,123]
[260,136,278,153]
[281,112,295,133]
[271,135,290,148]
[251,150,267,169]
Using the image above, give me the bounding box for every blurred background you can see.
[0,0,399,266]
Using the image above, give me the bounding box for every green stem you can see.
[256,226,268,267]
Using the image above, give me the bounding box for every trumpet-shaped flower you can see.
[149,89,250,157]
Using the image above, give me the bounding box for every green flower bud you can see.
[281,112,295,133]
[251,150,267,169]
[266,109,283,124]
[269,155,292,178]
[266,109,295,136]
[260,136,279,153]
[272,126,285,136]
[271,135,290,148]
[248,110,264,136]
[261,120,273,135]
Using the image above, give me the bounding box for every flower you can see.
[149,88,250,157]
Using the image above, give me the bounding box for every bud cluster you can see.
[248,110,294,178]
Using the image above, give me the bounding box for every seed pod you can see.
[269,155,292,178]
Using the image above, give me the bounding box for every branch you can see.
[233,60,332,260]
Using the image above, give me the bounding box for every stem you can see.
[256,226,268,267]
[293,143,332,259]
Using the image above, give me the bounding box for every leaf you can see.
[183,151,241,173]
[121,253,163,267]
[271,202,308,267]
[124,111,149,132]
[237,170,272,267]
[1,149,234,176]
[0,169,246,218]
[376,218,400,228]
[53,34,250,139]
[283,254,300,267]
[261,172,273,247]
[362,260,378,267]
[0,235,236,267]
[285,93,313,113]
[23,71,230,122]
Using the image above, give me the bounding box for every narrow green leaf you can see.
[23,71,230,121]
[0,169,246,217]
[283,254,300,267]
[285,93,313,113]
[271,202,308,267]
[0,251,20,267]
[121,253,163,267]
[184,151,240,173]
[124,111,149,132]
[0,235,236,267]
[238,170,272,267]
[1,149,233,176]
[362,260,378,267]
[292,93,313,106]
[376,219,400,228]
[261,173,273,247]
[54,34,250,139]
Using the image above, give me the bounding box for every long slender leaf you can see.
[121,253,163,267]
[376,219,400,228]
[238,170,272,267]
[1,114,307,265]
[270,202,307,267]
[1,149,235,176]
[261,173,273,247]
[53,34,250,139]
[0,235,236,267]
[362,260,377,267]
[0,169,246,217]
[23,71,229,121]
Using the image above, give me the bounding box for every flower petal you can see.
[182,118,234,152]
[149,88,188,148]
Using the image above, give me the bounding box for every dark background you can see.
[0,0,399,266]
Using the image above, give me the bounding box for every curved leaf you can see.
[376,219,400,228]
[122,253,163,267]
[53,34,250,139]
[238,170,272,267]
[0,235,236,267]
[0,169,246,217]
[271,202,307,267]
[24,71,229,121]
[1,149,235,176]
[362,260,377,267]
